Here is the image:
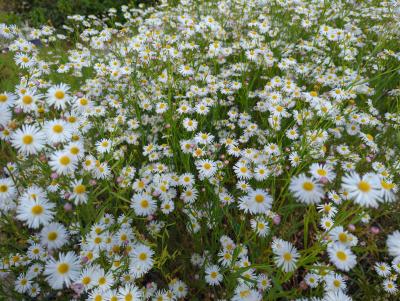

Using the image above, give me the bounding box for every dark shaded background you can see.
[0,0,156,27]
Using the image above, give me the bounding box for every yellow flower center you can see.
[113,260,121,267]
[333,279,341,287]
[255,194,264,203]
[22,135,33,145]
[68,116,77,123]
[0,185,8,193]
[74,185,86,194]
[54,91,65,99]
[48,231,58,241]
[0,94,7,102]
[203,163,211,170]
[336,251,347,261]
[70,147,79,155]
[140,199,149,208]
[338,233,348,243]
[57,263,69,274]
[139,252,147,261]
[98,277,106,285]
[283,252,292,261]
[381,181,394,190]
[82,276,91,285]
[52,124,63,133]
[59,156,71,166]
[302,181,314,191]
[22,95,33,105]
[12,255,20,263]
[125,293,133,301]
[358,181,371,192]
[317,169,327,176]
[31,204,44,215]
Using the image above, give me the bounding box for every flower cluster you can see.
[0,0,400,300]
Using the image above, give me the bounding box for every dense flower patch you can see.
[0,0,400,300]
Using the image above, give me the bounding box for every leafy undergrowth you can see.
[0,0,400,300]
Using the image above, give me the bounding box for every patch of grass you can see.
[0,51,20,91]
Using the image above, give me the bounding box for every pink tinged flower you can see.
[370,226,380,234]
[63,203,72,211]
[273,215,281,225]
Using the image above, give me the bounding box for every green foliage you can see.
[0,52,20,91]
[0,11,21,25]
[0,0,156,27]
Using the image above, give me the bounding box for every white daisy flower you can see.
[289,173,324,204]
[70,179,88,204]
[117,284,143,300]
[49,151,77,175]
[11,124,46,155]
[44,119,72,144]
[15,89,40,112]
[40,222,69,250]
[341,172,382,208]
[195,159,217,179]
[324,273,346,292]
[178,65,194,76]
[329,226,358,247]
[16,194,55,229]
[304,273,320,288]
[96,138,112,154]
[205,265,223,286]
[273,239,300,272]
[327,243,357,271]
[309,163,336,182]
[131,192,157,216]
[44,251,80,289]
[0,177,16,202]
[323,290,353,301]
[15,273,33,293]
[239,189,273,214]
[46,83,71,110]
[382,279,397,294]
[374,262,391,277]
[130,243,154,273]
[387,230,400,258]
[0,92,17,108]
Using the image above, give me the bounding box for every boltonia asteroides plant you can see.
[0,0,400,300]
